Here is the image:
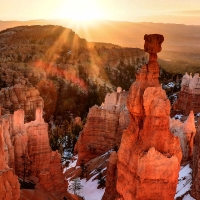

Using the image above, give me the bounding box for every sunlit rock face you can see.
[0,170,20,200]
[192,117,200,199]
[170,111,196,161]
[0,107,67,194]
[0,83,44,117]
[174,72,200,115]
[0,120,20,200]
[116,34,182,200]
[74,87,130,165]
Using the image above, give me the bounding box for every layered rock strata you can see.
[0,84,44,116]
[74,87,129,165]
[0,118,20,200]
[116,34,182,200]
[0,107,67,195]
[174,72,200,115]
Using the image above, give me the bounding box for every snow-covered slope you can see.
[68,176,105,200]
[175,164,195,200]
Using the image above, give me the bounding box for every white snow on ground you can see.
[183,194,195,200]
[196,113,200,117]
[63,155,78,173]
[68,175,105,200]
[167,82,175,88]
[175,164,194,199]
[173,114,183,120]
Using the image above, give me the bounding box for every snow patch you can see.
[68,176,105,200]
[167,82,175,88]
[175,164,193,199]
[173,114,183,120]
[196,113,200,117]
[63,155,78,173]
[183,194,195,200]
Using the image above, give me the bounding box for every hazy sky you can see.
[1,0,200,25]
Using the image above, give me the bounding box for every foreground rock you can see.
[102,151,118,200]
[192,117,200,199]
[116,34,182,200]
[74,87,129,165]
[0,107,68,199]
[0,119,20,199]
[170,111,196,161]
[174,72,200,115]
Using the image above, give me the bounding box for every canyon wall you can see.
[116,34,182,200]
[74,87,129,165]
[174,72,200,115]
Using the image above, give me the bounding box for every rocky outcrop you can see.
[170,111,196,161]
[0,84,44,117]
[74,87,129,165]
[174,72,200,115]
[192,116,200,199]
[116,34,182,200]
[0,117,20,200]
[102,151,119,200]
[0,107,67,195]
[0,170,20,200]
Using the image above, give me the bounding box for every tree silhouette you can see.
[69,178,83,195]
[20,154,32,184]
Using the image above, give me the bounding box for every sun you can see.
[56,0,102,22]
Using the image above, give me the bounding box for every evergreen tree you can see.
[20,154,32,184]
[69,178,83,195]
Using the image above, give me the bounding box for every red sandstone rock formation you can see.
[0,119,20,200]
[170,111,196,161]
[0,108,68,196]
[116,34,182,200]
[74,87,129,165]
[174,72,200,115]
[102,151,119,200]
[192,116,200,199]
[0,170,20,200]
[0,83,44,117]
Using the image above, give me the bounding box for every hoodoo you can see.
[174,72,200,115]
[116,34,182,200]
[74,87,129,165]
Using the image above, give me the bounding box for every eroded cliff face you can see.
[0,84,44,118]
[116,34,182,200]
[174,72,200,115]
[0,108,67,196]
[170,111,196,161]
[102,151,118,200]
[74,87,129,165]
[0,120,20,200]
[192,118,200,199]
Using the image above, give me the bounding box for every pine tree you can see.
[69,178,83,195]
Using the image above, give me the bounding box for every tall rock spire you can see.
[116,34,182,200]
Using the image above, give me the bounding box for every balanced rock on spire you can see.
[116,34,182,200]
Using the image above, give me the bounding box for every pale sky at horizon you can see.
[1,0,200,25]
